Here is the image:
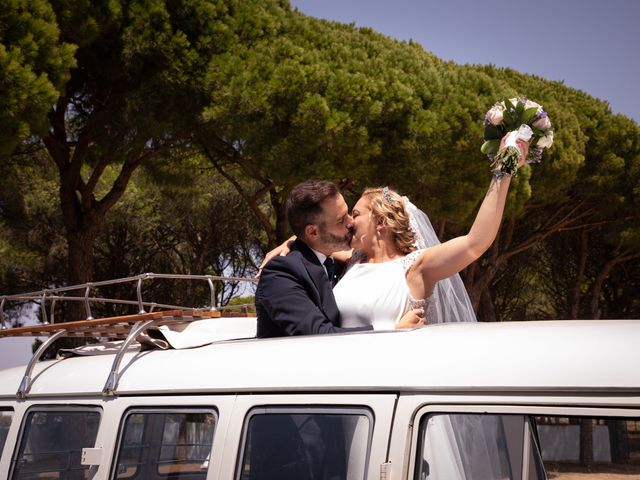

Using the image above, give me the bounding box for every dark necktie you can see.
[323,257,337,287]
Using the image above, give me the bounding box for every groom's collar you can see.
[292,239,322,266]
[310,247,328,267]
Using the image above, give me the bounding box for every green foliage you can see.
[91,152,262,314]
[0,0,76,155]
[0,151,65,292]
[2,0,290,297]
[1,2,639,323]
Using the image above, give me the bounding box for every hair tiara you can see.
[382,186,393,203]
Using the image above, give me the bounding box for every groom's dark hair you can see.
[287,180,340,237]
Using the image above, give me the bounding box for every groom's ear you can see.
[304,223,318,240]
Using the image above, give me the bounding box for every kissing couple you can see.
[255,139,529,336]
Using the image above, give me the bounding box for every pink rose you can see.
[533,114,552,130]
[486,105,505,126]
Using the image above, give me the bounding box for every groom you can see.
[255,180,373,337]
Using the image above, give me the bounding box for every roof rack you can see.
[0,273,258,398]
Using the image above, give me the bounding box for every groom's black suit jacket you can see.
[256,239,372,338]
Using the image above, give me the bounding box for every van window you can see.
[113,409,216,479]
[238,407,372,480]
[1,409,13,455]
[10,407,101,479]
[415,413,545,480]
[536,415,640,477]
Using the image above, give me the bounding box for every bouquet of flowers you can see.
[481,98,553,176]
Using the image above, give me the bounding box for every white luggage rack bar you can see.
[0,273,258,398]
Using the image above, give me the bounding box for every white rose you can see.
[533,114,552,130]
[486,105,504,126]
[537,131,554,148]
[525,99,543,113]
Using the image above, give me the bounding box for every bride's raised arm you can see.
[410,137,529,289]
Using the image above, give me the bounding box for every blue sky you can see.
[290,0,640,123]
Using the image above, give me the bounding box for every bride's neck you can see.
[365,239,403,263]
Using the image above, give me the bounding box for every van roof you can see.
[0,320,638,398]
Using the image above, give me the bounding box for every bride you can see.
[263,136,529,327]
[333,186,475,328]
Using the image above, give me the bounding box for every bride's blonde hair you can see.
[361,187,416,254]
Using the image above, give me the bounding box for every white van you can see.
[0,276,639,479]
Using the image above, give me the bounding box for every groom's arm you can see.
[256,258,372,337]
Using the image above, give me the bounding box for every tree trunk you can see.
[39,221,101,359]
[570,230,589,319]
[579,419,594,467]
[477,289,498,322]
[66,228,99,321]
[270,188,289,246]
[590,248,640,319]
[41,98,145,357]
[466,228,504,313]
[608,420,629,464]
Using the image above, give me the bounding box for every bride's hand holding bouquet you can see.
[481,98,553,177]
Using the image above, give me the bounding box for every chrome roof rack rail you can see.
[17,329,67,399]
[102,318,158,396]
[101,309,222,396]
[0,273,258,399]
[9,309,227,399]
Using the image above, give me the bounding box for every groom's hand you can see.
[395,308,425,329]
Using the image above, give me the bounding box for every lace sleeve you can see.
[401,248,425,273]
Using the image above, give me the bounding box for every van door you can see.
[390,399,640,480]
[104,395,236,480]
[0,405,15,474]
[221,394,397,480]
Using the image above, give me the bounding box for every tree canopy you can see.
[1,1,639,323]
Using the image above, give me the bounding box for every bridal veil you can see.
[403,197,477,323]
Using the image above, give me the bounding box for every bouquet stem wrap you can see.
[492,125,533,176]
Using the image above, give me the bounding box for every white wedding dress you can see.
[334,250,427,329]
[334,197,477,329]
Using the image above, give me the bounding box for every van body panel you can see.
[0,396,237,480]
[1,321,639,399]
[1,320,639,479]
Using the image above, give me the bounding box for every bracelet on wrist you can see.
[492,168,510,180]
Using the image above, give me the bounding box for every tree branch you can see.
[200,143,277,247]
